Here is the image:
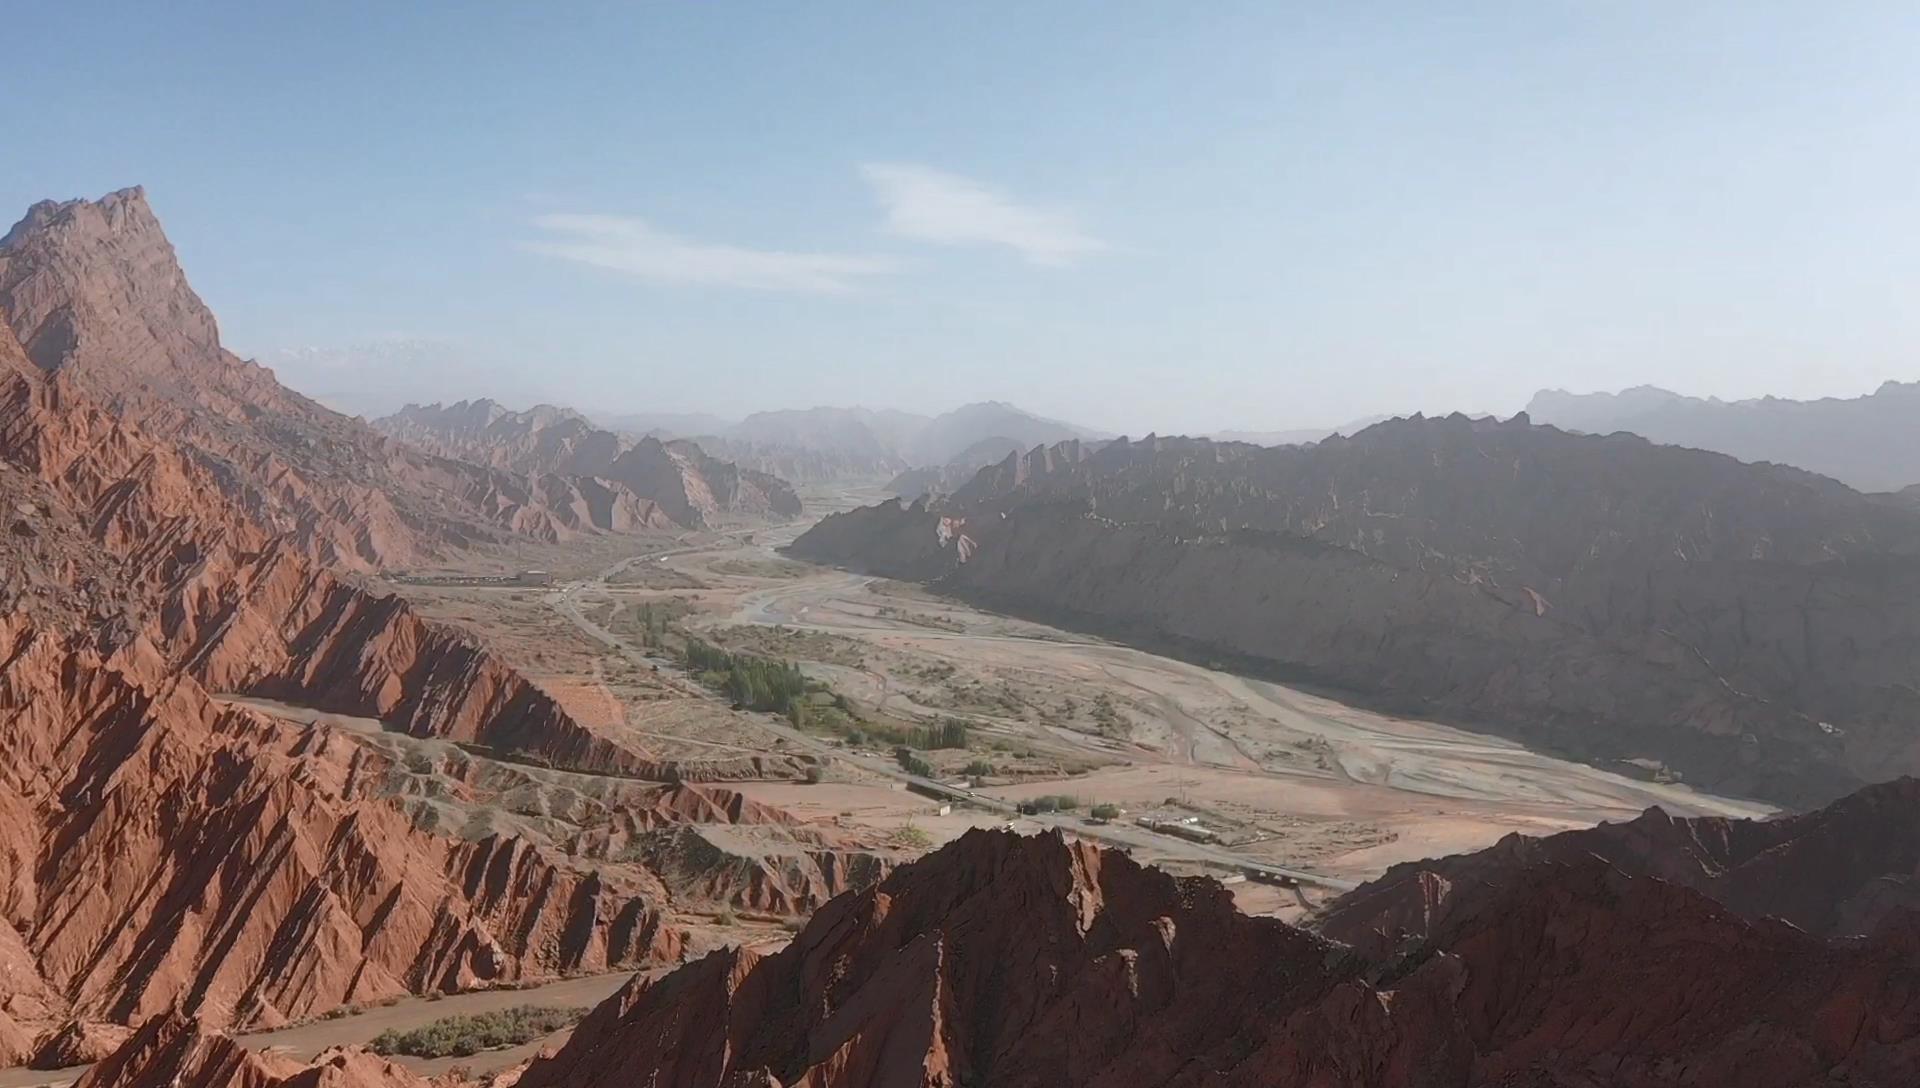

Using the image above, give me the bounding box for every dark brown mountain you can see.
[1320,775,1920,958]
[374,399,801,525]
[887,434,1027,498]
[793,415,1920,805]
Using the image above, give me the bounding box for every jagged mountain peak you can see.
[0,185,226,384]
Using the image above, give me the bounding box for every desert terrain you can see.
[377,484,1770,928]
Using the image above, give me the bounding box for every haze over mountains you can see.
[592,400,1107,485]
[795,413,1920,807]
[371,399,801,525]
[1527,381,1920,493]
[10,186,1920,1088]
[0,186,895,1073]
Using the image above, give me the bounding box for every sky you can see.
[6,2,1920,434]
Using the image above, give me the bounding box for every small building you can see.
[514,569,554,586]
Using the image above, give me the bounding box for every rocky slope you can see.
[0,189,674,564]
[0,189,881,1058]
[77,782,1920,1086]
[1319,774,1920,957]
[886,434,1026,498]
[0,616,682,1045]
[0,319,670,780]
[75,1013,435,1088]
[374,400,800,525]
[794,415,1920,805]
[509,821,1920,1088]
[1529,380,1920,492]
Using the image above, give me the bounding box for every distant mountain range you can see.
[1527,381,1920,492]
[795,413,1920,807]
[1205,414,1393,447]
[589,400,1105,484]
[372,399,801,524]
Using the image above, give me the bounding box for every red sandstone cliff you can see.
[71,806,1920,1088]
[511,824,1920,1088]
[74,1013,434,1088]
[0,189,855,1058]
[0,616,682,1040]
[0,188,674,566]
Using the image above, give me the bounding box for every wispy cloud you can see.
[861,163,1107,266]
[524,214,898,294]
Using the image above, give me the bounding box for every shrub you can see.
[963,759,994,777]
[1089,802,1122,820]
[894,747,933,778]
[890,823,933,849]
[1017,794,1082,815]
[368,1005,588,1059]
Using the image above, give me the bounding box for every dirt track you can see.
[0,974,637,1088]
[671,493,1771,884]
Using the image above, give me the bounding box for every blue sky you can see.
[6,2,1919,432]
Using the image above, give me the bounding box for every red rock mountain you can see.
[793,418,1920,805]
[0,188,865,1060]
[75,1013,434,1088]
[0,188,688,562]
[374,399,802,526]
[76,784,1920,1087]
[508,821,1920,1088]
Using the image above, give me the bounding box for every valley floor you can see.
[0,973,642,1087]
[0,486,1782,1083]
[427,484,1769,918]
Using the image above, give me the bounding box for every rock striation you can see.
[71,781,1920,1087]
[793,416,1920,805]
[0,189,683,565]
[0,616,682,1037]
[512,819,1920,1088]
[74,1013,433,1088]
[0,188,865,1053]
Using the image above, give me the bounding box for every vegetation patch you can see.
[710,557,813,579]
[1016,794,1082,814]
[684,638,812,711]
[368,1005,588,1058]
[895,747,934,778]
[889,822,933,849]
[615,599,694,647]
